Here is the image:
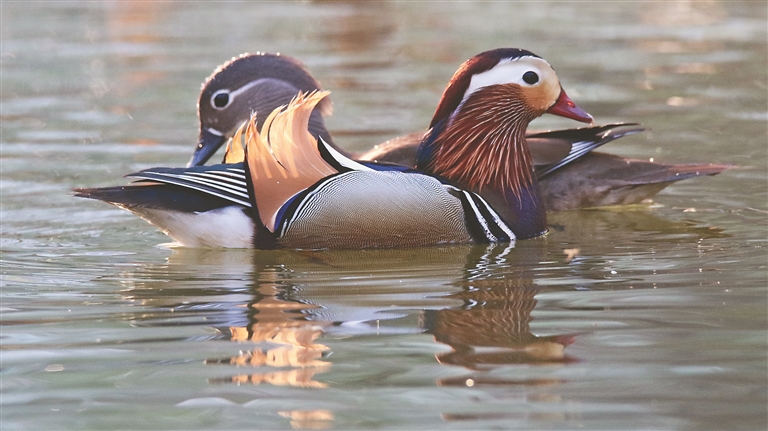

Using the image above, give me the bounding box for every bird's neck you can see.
[416,85,547,238]
[419,85,537,195]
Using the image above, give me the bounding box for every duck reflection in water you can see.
[118,210,725,394]
[203,261,333,389]
[423,243,577,388]
[152,242,577,391]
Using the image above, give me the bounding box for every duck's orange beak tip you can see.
[547,89,594,124]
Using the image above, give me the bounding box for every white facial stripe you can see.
[231,78,280,100]
[209,78,281,110]
[205,127,223,136]
[462,56,552,101]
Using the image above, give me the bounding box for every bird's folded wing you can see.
[532,123,645,178]
[125,164,251,207]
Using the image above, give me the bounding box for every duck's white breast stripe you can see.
[472,193,516,240]
[444,184,514,242]
[461,190,497,242]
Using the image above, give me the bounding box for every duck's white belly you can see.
[126,205,255,248]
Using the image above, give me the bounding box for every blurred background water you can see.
[1,1,766,430]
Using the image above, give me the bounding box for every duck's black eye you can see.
[522,71,539,85]
[212,91,230,109]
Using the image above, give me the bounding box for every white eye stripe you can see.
[229,78,274,99]
[210,77,289,110]
[462,56,551,101]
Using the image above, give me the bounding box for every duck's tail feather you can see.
[73,182,239,213]
[538,152,734,211]
[243,90,339,232]
[620,161,733,185]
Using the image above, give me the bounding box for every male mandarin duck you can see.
[78,48,600,248]
[188,52,730,211]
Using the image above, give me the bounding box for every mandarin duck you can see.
[192,52,336,167]
[77,49,608,248]
[188,52,730,211]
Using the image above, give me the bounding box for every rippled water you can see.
[2,2,766,430]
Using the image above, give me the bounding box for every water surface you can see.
[2,2,766,430]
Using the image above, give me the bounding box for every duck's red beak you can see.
[547,88,593,123]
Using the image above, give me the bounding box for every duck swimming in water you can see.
[188,52,729,211]
[76,48,610,248]
[76,48,732,248]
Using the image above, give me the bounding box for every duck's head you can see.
[191,52,333,167]
[418,48,593,194]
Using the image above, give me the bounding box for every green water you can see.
[2,2,766,430]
